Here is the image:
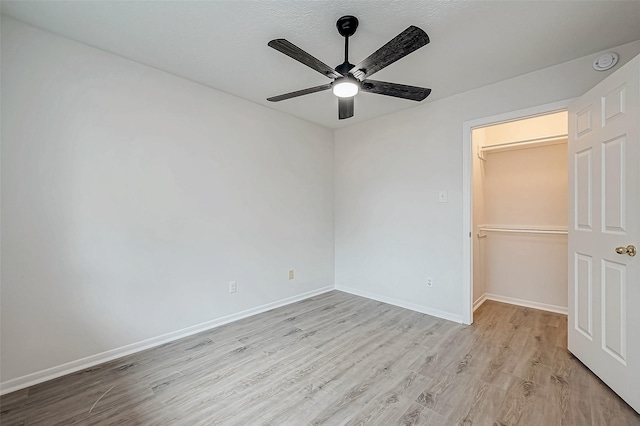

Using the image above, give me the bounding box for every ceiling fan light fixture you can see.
[332,79,359,98]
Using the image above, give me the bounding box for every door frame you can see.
[461,99,575,324]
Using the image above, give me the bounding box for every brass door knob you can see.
[615,245,637,257]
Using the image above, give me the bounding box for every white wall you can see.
[481,112,568,146]
[0,18,334,386]
[334,40,640,321]
[483,144,567,226]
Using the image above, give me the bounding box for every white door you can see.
[568,54,640,412]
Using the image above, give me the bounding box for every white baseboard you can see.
[481,293,568,315]
[0,286,334,396]
[335,285,463,323]
[473,293,488,311]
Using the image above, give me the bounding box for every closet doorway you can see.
[467,108,569,321]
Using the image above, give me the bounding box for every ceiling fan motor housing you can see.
[335,61,355,75]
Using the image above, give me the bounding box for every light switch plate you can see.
[438,190,448,203]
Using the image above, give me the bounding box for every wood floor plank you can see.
[494,377,547,426]
[1,294,639,425]
[344,371,431,426]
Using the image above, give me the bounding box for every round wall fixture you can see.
[593,52,619,71]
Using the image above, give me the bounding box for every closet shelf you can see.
[478,134,567,160]
[478,225,568,236]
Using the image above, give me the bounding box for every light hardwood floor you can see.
[1,291,639,425]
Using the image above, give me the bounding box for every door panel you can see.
[574,253,593,339]
[576,105,593,136]
[602,84,626,123]
[568,54,639,413]
[574,148,592,230]
[601,137,625,233]
[601,259,626,364]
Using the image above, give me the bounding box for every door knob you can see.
[615,245,637,257]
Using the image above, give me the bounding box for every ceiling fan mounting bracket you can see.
[336,15,359,38]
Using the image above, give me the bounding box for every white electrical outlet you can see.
[288,269,294,280]
[427,277,433,287]
[229,281,237,293]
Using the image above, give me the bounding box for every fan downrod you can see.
[336,16,359,75]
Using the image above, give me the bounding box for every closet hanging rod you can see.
[478,225,568,235]
[478,134,568,160]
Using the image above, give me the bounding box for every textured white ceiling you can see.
[3,1,640,129]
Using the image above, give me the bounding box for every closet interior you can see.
[472,111,569,313]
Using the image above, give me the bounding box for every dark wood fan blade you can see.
[267,84,332,102]
[350,26,429,81]
[338,97,354,120]
[361,79,431,101]
[268,39,342,80]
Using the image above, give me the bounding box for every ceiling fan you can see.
[267,15,431,120]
